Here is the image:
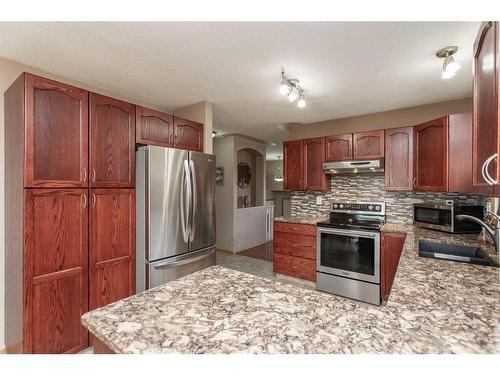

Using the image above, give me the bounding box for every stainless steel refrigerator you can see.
[136,145,216,292]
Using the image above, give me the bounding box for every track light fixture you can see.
[436,46,461,80]
[280,69,306,108]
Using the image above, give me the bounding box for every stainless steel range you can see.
[316,201,386,305]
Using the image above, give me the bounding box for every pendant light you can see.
[274,156,284,182]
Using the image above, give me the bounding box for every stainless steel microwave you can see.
[413,203,484,233]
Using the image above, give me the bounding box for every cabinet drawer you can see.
[273,221,317,236]
[273,232,316,260]
[273,253,316,282]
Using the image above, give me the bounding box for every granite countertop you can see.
[273,215,328,225]
[82,223,500,354]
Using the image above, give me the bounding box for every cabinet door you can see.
[414,117,449,191]
[173,116,204,152]
[136,106,174,147]
[24,189,88,353]
[303,137,327,190]
[90,94,135,188]
[472,21,498,196]
[24,74,89,188]
[449,113,473,193]
[384,127,413,191]
[89,189,135,311]
[380,232,406,300]
[283,140,304,190]
[353,130,385,160]
[325,134,353,161]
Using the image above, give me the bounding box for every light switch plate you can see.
[316,196,323,205]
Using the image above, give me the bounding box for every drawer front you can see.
[274,221,317,236]
[273,232,316,260]
[273,253,316,282]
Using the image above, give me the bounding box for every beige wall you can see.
[290,98,472,139]
[0,57,213,349]
[214,135,266,252]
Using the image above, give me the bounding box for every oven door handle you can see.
[317,228,378,238]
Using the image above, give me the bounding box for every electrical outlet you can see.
[445,200,454,206]
[316,196,323,205]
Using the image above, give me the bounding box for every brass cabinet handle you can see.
[82,194,87,209]
[92,168,96,182]
[92,193,96,208]
[82,168,87,183]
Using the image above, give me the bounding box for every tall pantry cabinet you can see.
[5,73,136,353]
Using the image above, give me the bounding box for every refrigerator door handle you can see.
[189,159,197,242]
[182,159,191,243]
[152,248,215,269]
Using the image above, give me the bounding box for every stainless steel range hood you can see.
[323,159,384,174]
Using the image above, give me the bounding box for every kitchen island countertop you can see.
[82,220,500,353]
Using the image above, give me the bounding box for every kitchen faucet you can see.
[456,212,500,256]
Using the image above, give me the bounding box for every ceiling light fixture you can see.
[274,156,284,182]
[436,46,461,80]
[280,69,306,109]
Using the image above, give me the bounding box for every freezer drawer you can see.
[141,246,216,291]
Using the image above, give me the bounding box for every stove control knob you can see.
[339,204,344,209]
[368,205,373,210]
[375,205,381,211]
[333,204,339,209]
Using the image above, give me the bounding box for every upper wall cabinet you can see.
[413,117,449,192]
[283,140,304,191]
[448,113,473,193]
[472,21,499,196]
[173,116,204,152]
[325,134,353,161]
[353,130,385,160]
[24,74,89,188]
[384,127,413,191]
[90,93,136,188]
[136,106,174,147]
[303,137,328,191]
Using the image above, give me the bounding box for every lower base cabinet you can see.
[90,189,136,311]
[273,222,316,282]
[23,189,89,354]
[380,232,406,300]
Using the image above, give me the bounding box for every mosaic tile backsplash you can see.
[291,174,488,224]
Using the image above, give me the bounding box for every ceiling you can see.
[0,22,479,159]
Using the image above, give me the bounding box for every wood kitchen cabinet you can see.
[283,140,304,190]
[472,21,499,196]
[5,72,137,354]
[448,113,474,192]
[325,134,353,161]
[380,232,406,300]
[413,117,449,192]
[384,127,413,191]
[353,130,385,160]
[24,74,89,188]
[89,189,136,311]
[136,106,174,147]
[303,137,328,190]
[273,221,316,282]
[173,116,204,152]
[23,189,89,353]
[90,93,136,188]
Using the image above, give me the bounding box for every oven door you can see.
[317,227,380,284]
